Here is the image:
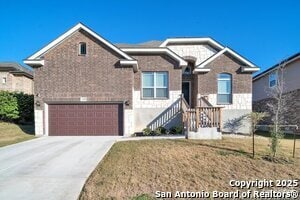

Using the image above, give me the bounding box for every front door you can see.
[182,82,190,105]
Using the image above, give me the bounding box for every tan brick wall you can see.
[0,72,33,94]
[0,72,13,91]
[34,29,134,109]
[12,75,33,94]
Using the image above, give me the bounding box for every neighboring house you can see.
[253,53,300,132]
[0,62,33,94]
[24,23,259,136]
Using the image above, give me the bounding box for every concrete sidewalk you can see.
[0,136,119,200]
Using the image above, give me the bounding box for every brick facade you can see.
[198,53,252,95]
[34,29,134,110]
[28,24,257,136]
[132,54,181,91]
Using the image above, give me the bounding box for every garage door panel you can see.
[48,103,123,136]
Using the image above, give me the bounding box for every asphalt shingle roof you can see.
[0,62,33,78]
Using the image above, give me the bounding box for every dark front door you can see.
[182,82,190,105]
[48,103,123,136]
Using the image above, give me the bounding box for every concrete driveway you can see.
[0,136,119,200]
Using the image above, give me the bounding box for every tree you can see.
[248,112,267,158]
[0,91,19,121]
[266,61,290,158]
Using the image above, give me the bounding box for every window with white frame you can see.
[2,77,6,84]
[269,71,277,88]
[79,42,87,55]
[142,72,168,98]
[217,73,232,104]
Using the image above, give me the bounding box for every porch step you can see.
[187,127,222,140]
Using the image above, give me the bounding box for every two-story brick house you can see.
[24,23,259,136]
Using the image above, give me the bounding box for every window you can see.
[269,72,277,88]
[217,73,232,104]
[2,77,6,84]
[142,72,168,98]
[79,42,86,55]
[183,66,192,75]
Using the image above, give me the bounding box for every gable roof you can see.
[115,40,162,48]
[160,37,224,50]
[253,52,300,81]
[24,23,134,66]
[194,47,259,72]
[121,47,188,67]
[0,62,33,78]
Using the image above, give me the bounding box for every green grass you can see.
[0,122,35,147]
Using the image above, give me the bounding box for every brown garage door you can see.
[48,104,123,136]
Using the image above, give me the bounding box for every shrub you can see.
[0,91,19,121]
[13,92,34,122]
[142,127,153,136]
[169,126,183,135]
[0,91,34,123]
[270,129,284,158]
[155,126,167,135]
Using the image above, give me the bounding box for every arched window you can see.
[183,66,192,75]
[79,42,87,55]
[217,73,232,104]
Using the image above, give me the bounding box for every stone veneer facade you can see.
[167,45,253,134]
[167,44,217,65]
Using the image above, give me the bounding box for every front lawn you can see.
[0,122,35,147]
[80,136,300,199]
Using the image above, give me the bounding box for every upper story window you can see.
[142,72,168,99]
[79,42,87,55]
[2,77,6,84]
[269,71,277,88]
[183,66,192,75]
[217,73,232,104]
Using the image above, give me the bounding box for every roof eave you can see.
[241,67,260,73]
[24,59,44,67]
[121,48,188,67]
[119,60,139,72]
[160,37,224,50]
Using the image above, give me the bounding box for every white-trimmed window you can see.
[79,42,87,55]
[269,71,277,88]
[2,77,6,84]
[142,72,168,98]
[217,73,232,104]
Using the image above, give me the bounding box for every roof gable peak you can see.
[24,23,133,65]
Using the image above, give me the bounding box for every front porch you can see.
[181,96,223,139]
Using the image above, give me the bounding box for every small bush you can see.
[155,126,167,135]
[0,91,19,121]
[142,128,153,136]
[0,91,34,123]
[169,125,183,135]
